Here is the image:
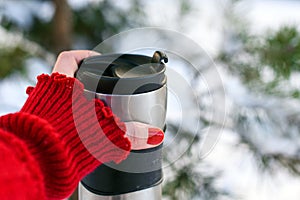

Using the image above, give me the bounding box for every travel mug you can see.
[76,51,168,200]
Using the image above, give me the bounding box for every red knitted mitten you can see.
[0,73,131,199]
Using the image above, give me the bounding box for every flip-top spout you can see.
[151,51,168,64]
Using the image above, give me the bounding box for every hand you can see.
[52,50,100,77]
[52,50,165,150]
[125,122,164,150]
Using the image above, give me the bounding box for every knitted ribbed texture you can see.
[0,73,131,199]
[0,128,46,200]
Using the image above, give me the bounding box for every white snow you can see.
[1,0,300,199]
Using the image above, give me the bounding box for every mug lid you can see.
[76,51,168,95]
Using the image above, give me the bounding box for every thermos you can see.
[76,51,168,200]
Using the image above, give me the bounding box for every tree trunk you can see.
[52,0,73,54]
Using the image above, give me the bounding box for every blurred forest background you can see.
[1,0,300,200]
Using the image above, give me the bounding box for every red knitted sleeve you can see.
[0,73,131,200]
[0,128,46,200]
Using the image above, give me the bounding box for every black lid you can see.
[76,51,168,95]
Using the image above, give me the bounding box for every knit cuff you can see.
[20,73,131,164]
[12,73,131,198]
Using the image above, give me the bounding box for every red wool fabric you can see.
[0,73,131,200]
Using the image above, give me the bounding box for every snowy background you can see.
[1,0,300,199]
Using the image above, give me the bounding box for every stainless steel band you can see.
[79,183,162,200]
[84,84,167,129]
